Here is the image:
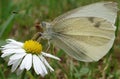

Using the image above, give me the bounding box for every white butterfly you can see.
[41,2,118,62]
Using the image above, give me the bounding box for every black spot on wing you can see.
[88,17,94,23]
[94,19,106,28]
[94,22,101,28]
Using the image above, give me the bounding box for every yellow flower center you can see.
[23,40,42,54]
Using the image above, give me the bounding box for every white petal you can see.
[8,59,17,66]
[19,54,29,70]
[1,44,22,49]
[6,39,23,47]
[11,58,22,72]
[19,54,32,70]
[6,39,16,43]
[2,49,26,54]
[33,55,42,75]
[8,59,15,66]
[10,53,26,60]
[39,55,54,72]
[42,52,60,61]
[33,55,48,77]
[1,52,14,58]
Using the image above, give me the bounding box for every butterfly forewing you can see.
[51,2,117,25]
[52,17,115,40]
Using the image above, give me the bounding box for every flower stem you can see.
[26,71,35,79]
[21,70,26,79]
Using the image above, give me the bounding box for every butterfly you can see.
[40,2,118,62]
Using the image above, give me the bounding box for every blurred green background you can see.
[0,0,120,79]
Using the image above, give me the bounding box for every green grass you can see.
[0,0,120,79]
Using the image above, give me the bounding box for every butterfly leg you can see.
[45,40,51,52]
[31,32,42,41]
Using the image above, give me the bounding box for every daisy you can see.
[1,39,60,77]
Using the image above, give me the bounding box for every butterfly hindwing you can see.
[51,17,115,62]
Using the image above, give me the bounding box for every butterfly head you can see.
[40,21,53,40]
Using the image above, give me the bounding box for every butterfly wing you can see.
[51,2,118,24]
[50,33,94,62]
[44,2,117,62]
[50,17,116,62]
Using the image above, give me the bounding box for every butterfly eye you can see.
[41,22,46,27]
